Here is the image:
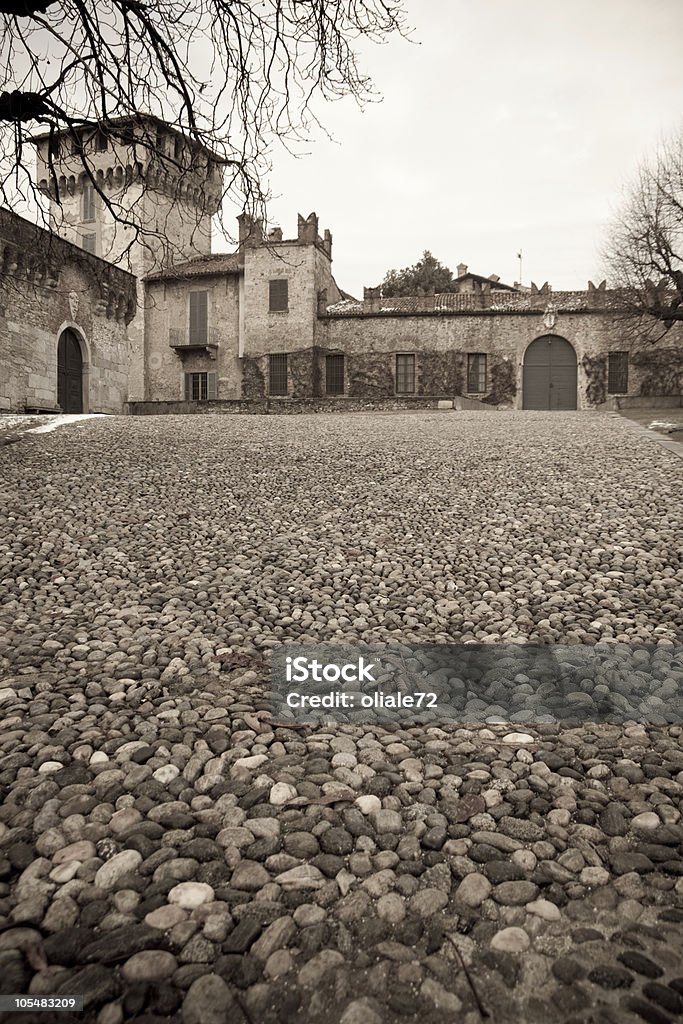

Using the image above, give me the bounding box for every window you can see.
[608,351,629,394]
[82,183,96,223]
[269,354,288,396]
[269,279,288,312]
[326,354,345,395]
[81,233,97,255]
[184,372,217,401]
[189,291,209,346]
[173,136,184,161]
[467,353,487,393]
[396,354,416,394]
[95,130,108,153]
[48,136,61,159]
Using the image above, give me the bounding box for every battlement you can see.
[34,116,224,214]
[0,207,136,322]
[325,280,621,317]
[237,211,332,258]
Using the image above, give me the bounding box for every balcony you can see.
[169,327,218,357]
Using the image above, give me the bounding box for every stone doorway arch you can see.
[523,335,577,410]
[57,328,86,413]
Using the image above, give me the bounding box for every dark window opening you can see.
[467,353,487,393]
[189,291,209,346]
[396,354,416,394]
[96,131,108,152]
[269,279,288,312]
[608,351,629,394]
[269,353,288,396]
[326,354,345,395]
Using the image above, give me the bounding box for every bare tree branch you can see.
[0,0,410,262]
[603,127,683,342]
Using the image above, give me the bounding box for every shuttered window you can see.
[467,353,487,393]
[81,233,96,255]
[269,354,288,396]
[189,291,209,346]
[326,354,345,395]
[82,183,96,223]
[396,354,416,394]
[608,351,629,394]
[184,372,217,401]
[269,279,288,312]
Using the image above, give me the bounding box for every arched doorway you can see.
[523,335,577,410]
[57,329,84,413]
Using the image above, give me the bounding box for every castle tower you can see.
[34,116,224,401]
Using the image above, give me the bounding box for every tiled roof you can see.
[146,253,242,281]
[325,288,622,316]
[455,272,516,291]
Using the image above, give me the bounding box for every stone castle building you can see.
[2,116,682,414]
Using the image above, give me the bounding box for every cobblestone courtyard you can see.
[1,411,682,1024]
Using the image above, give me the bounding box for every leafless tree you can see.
[604,128,683,342]
[0,0,407,262]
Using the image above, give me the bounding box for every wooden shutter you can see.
[82,233,96,255]
[269,279,288,312]
[207,373,217,400]
[189,291,208,345]
[184,373,191,400]
[83,184,95,222]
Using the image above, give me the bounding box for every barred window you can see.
[82,184,96,223]
[467,353,487,393]
[189,291,209,346]
[81,233,97,255]
[269,279,288,312]
[269,353,288,396]
[326,354,345,395]
[396,354,416,394]
[608,351,629,394]
[184,372,217,401]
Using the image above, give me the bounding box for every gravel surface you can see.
[0,410,682,1024]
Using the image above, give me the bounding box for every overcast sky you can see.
[219,0,683,297]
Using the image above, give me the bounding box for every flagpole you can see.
[517,249,523,287]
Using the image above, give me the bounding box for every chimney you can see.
[363,286,381,313]
[323,228,333,258]
[456,263,468,278]
[489,274,500,283]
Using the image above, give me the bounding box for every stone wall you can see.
[127,395,444,415]
[144,273,242,401]
[317,309,683,409]
[0,210,135,413]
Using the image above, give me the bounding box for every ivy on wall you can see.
[483,359,517,406]
[581,354,607,405]
[630,347,683,396]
